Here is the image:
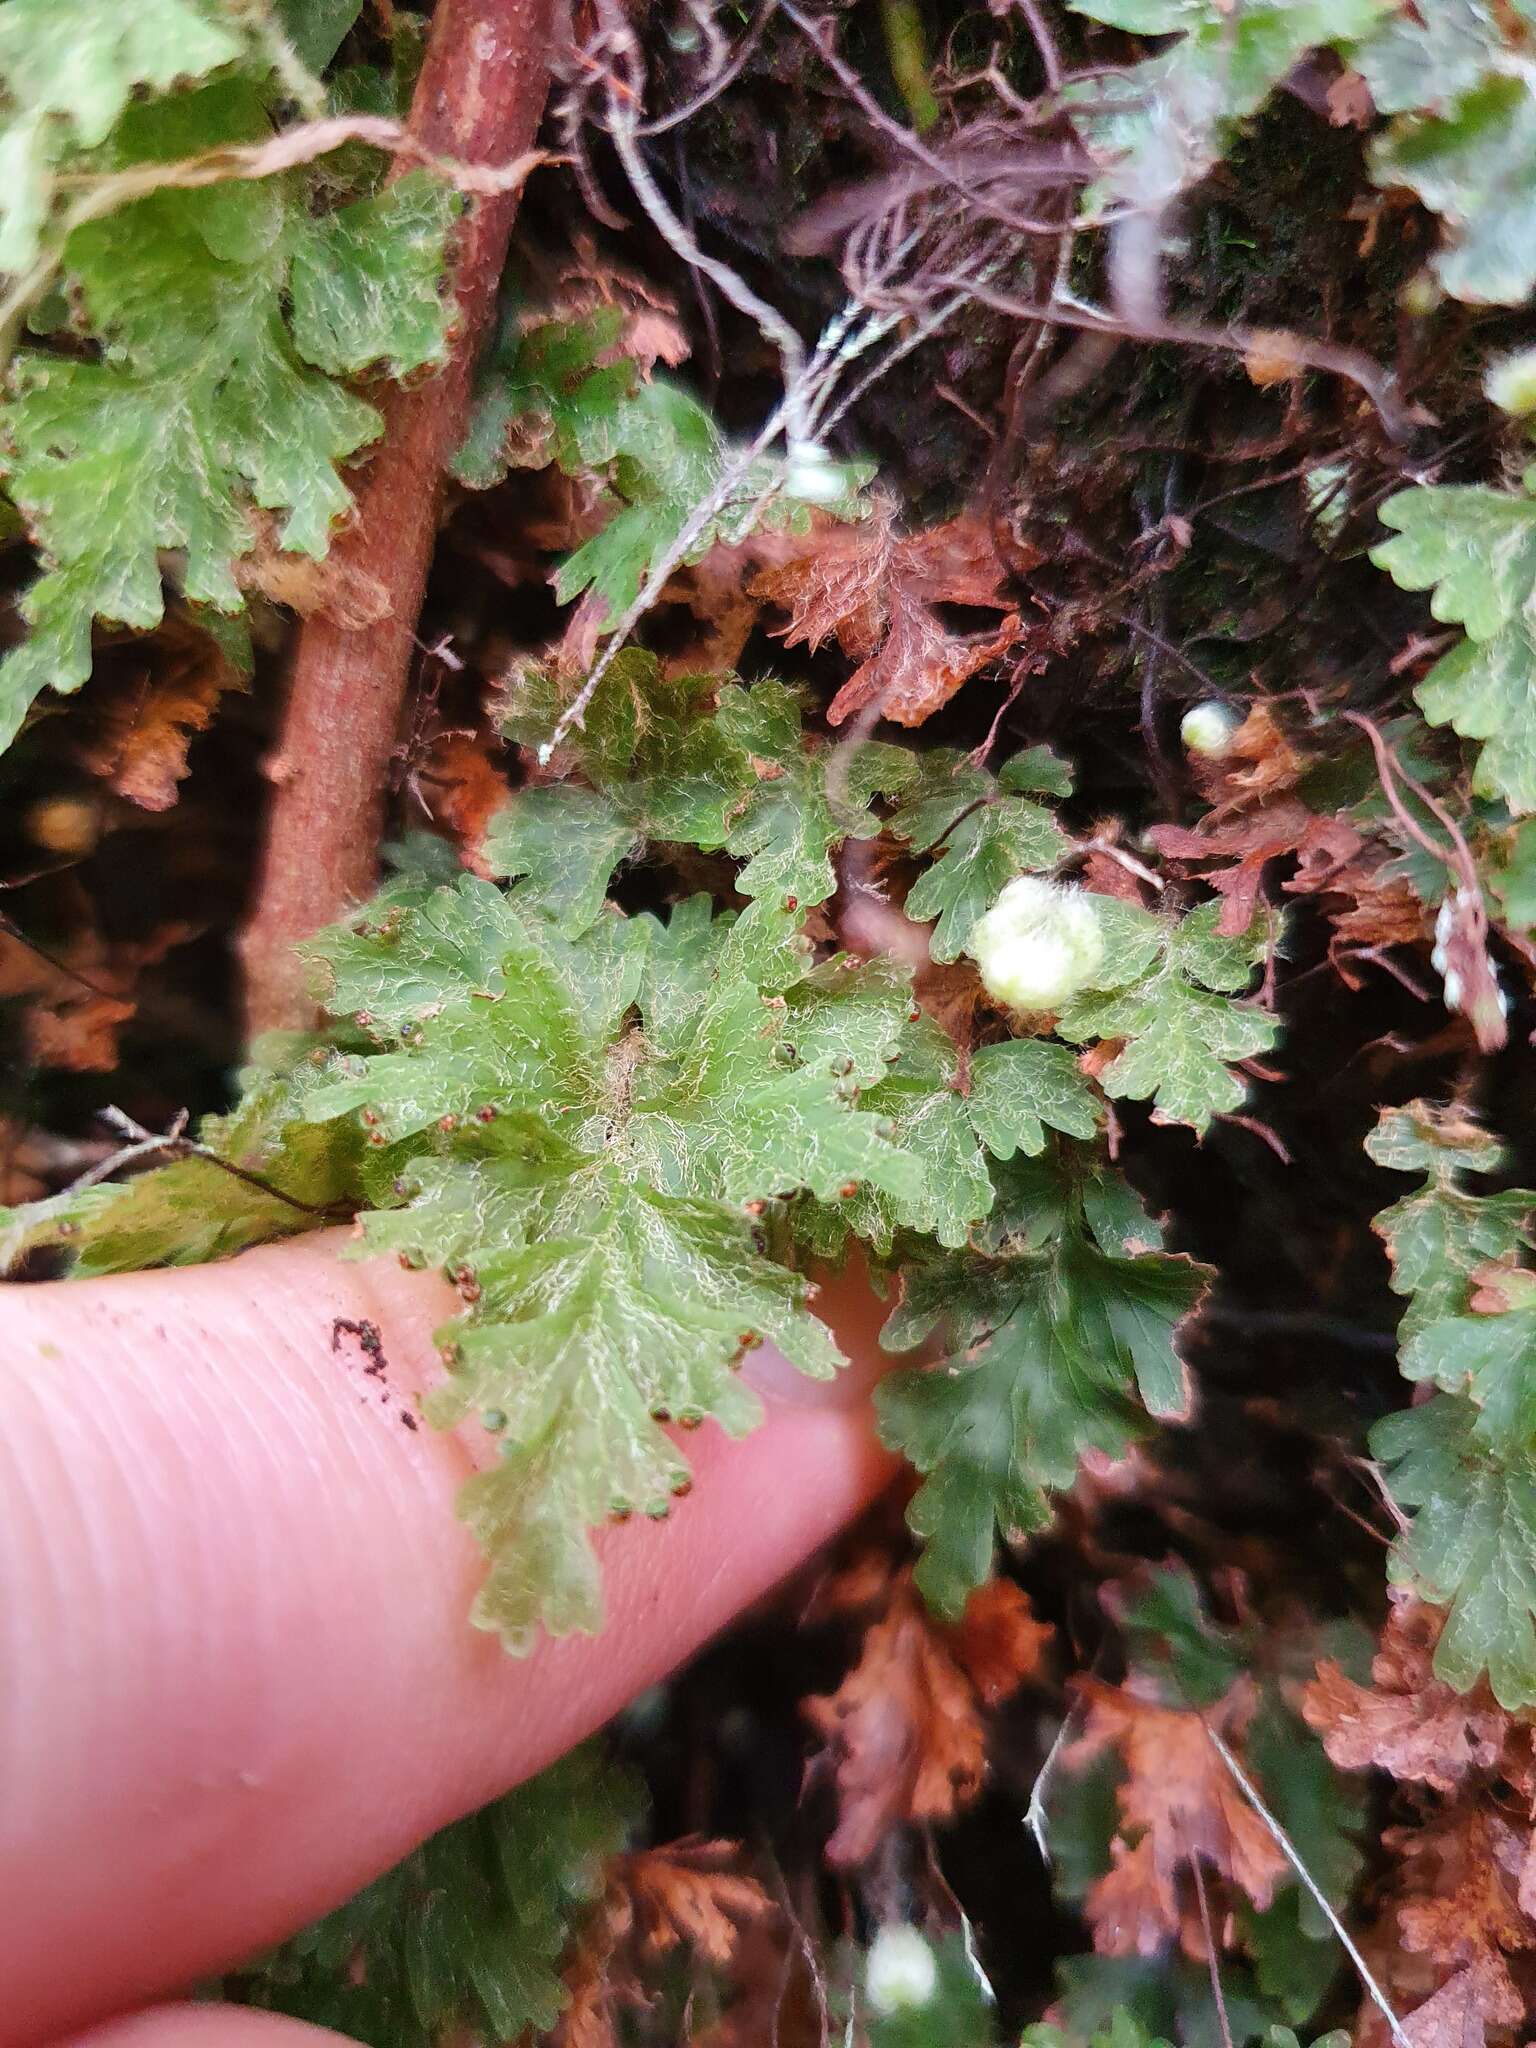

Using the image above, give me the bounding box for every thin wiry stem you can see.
[774,0,1083,238]
[0,117,549,372]
[542,8,1028,765]
[537,408,791,763]
[1204,1720,1412,2048]
[537,247,975,762]
[595,5,812,438]
[1014,0,1064,92]
[637,0,774,137]
[1024,1706,1078,1865]
[1188,1846,1235,2048]
[1343,708,1477,886]
[52,116,550,203]
[934,273,1417,441]
[0,911,116,998]
[813,266,998,442]
[1116,612,1230,700]
[1070,835,1165,893]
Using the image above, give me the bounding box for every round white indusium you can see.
[969,874,1106,1013]
[1180,700,1243,760]
[865,1925,939,2015]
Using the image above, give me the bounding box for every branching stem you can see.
[62,1108,346,1220]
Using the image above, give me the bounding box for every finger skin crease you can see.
[0,1248,486,2041]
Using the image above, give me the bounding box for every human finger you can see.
[0,1233,896,2044]
[54,2006,363,2048]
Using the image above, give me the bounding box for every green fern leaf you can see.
[491,658,916,921]
[231,1746,641,2044]
[1065,0,1388,209]
[817,1024,1103,1254]
[0,0,244,273]
[1367,1101,1536,1705]
[1373,1394,1536,1708]
[1366,1099,1535,1338]
[967,1037,1102,1160]
[1371,484,1536,638]
[1364,41,1536,303]
[455,311,871,614]
[275,0,362,71]
[300,877,933,1648]
[1371,482,1536,810]
[890,748,1069,962]
[1055,902,1277,1134]
[0,1068,361,1277]
[0,78,458,752]
[483,784,641,936]
[1401,1272,1536,1455]
[876,1154,1207,1614]
[714,680,917,908]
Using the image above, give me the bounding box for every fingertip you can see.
[737,1249,897,1409]
[53,2007,362,2048]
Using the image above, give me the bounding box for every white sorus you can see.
[970,874,1105,1013]
[865,1925,939,2015]
[1485,346,1536,419]
[1430,894,1455,984]
[1179,701,1243,760]
[783,437,846,505]
[1432,892,1510,1023]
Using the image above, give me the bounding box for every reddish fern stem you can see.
[241,0,553,1035]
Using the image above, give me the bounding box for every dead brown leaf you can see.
[1385,1805,1534,2048]
[805,1581,986,1865]
[1302,1594,1510,1795]
[1400,1953,1524,2048]
[1150,798,1360,936]
[1299,848,1430,973]
[1197,703,1304,807]
[554,240,691,378]
[1076,1036,1129,1084]
[25,989,137,1072]
[75,614,248,812]
[803,1566,1050,1866]
[1081,847,1155,913]
[686,1916,811,2048]
[0,904,192,1074]
[806,1546,896,1620]
[624,1844,775,1966]
[954,1577,1055,1707]
[415,731,509,877]
[0,1120,47,1209]
[1065,1676,1288,1957]
[751,510,1028,727]
[1397,1808,1530,1972]
[1155,702,1437,968]
[1327,1594,1536,2048]
[653,528,810,679]
[556,1842,773,2048]
[237,511,391,628]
